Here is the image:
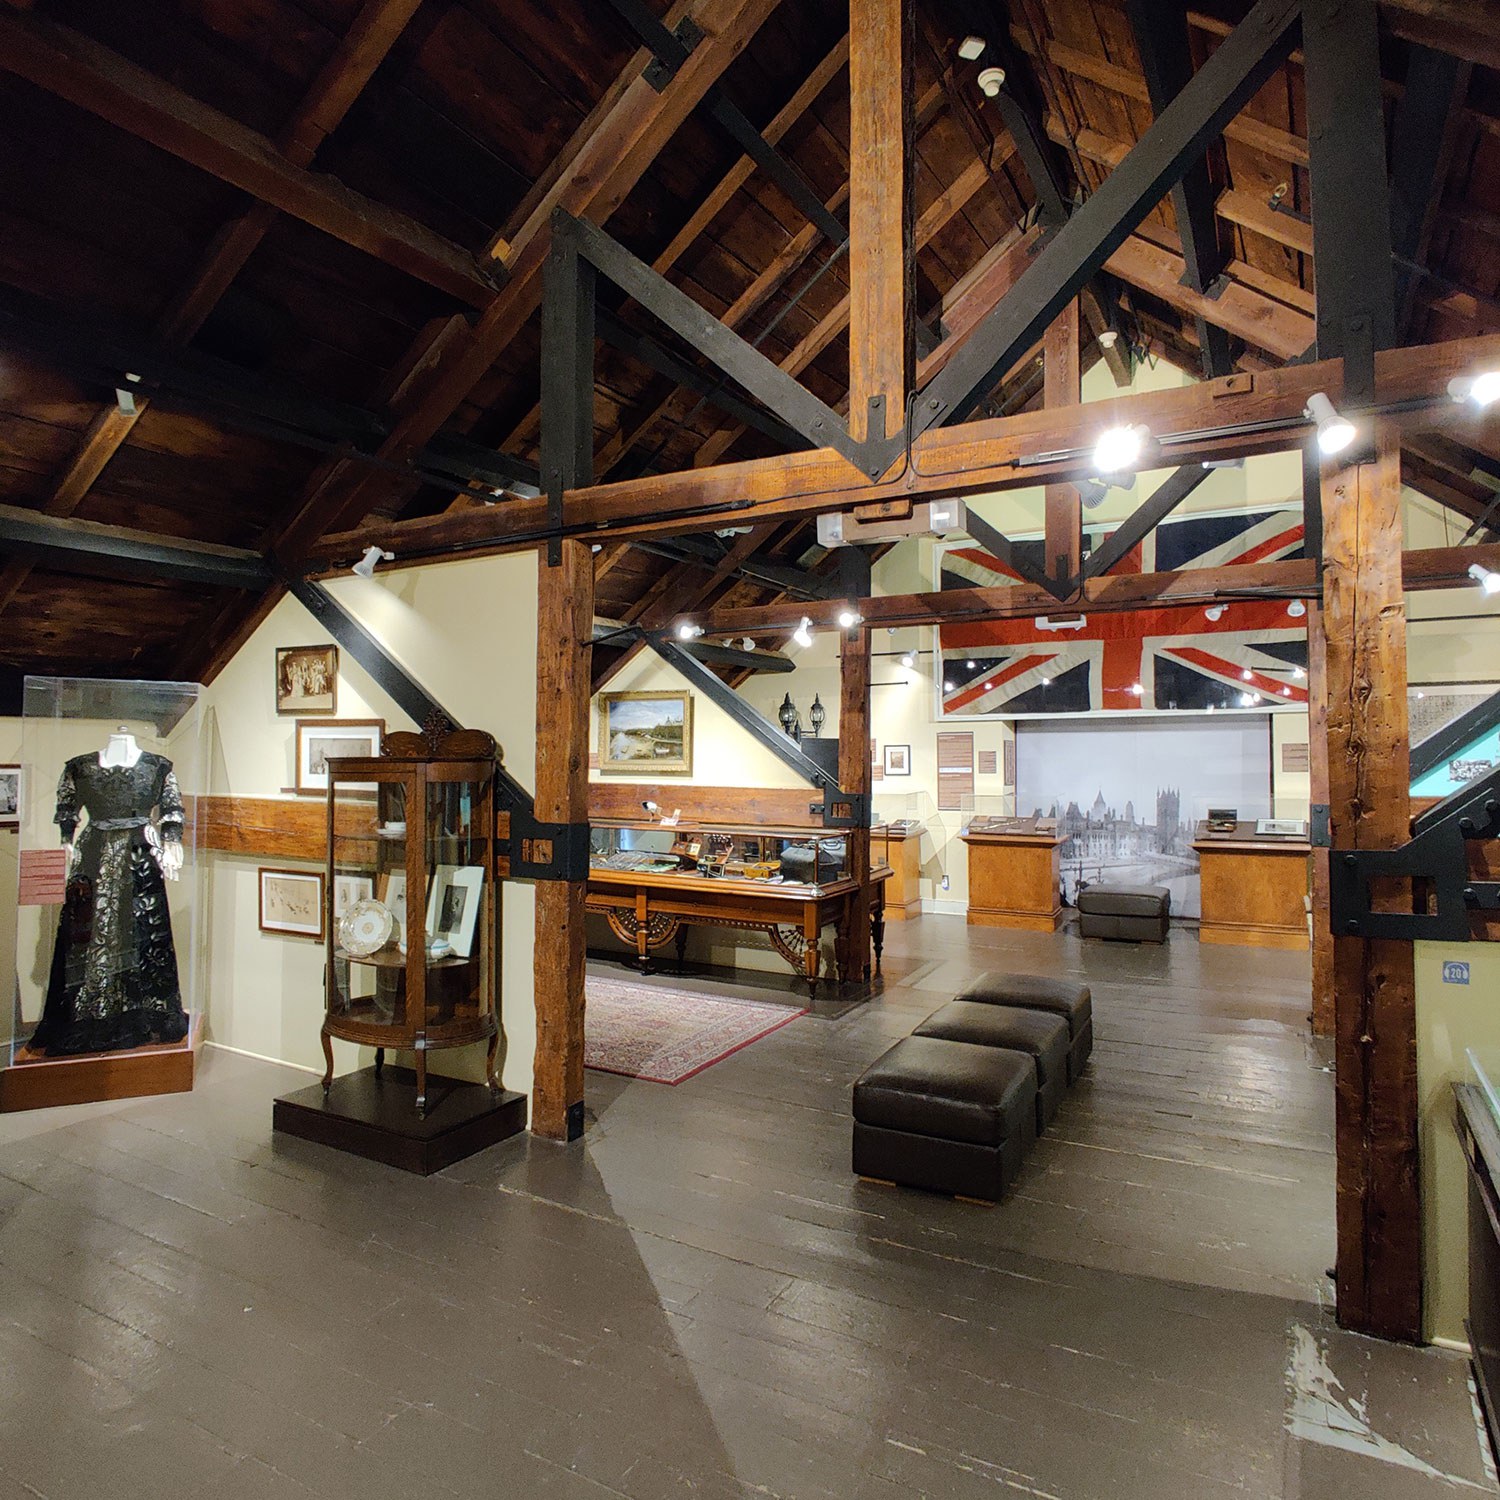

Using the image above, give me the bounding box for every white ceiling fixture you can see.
[352,545,393,579]
[957,34,986,60]
[1304,392,1356,456]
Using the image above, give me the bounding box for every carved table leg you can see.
[871,903,886,977]
[675,923,689,973]
[414,1038,428,1117]
[805,906,821,997]
[320,1028,334,1092]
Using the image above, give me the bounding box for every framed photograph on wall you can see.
[259,867,324,939]
[276,644,338,715]
[0,764,21,828]
[883,744,911,776]
[429,865,484,958]
[598,691,693,775]
[295,718,384,795]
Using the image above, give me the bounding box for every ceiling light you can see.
[1130,683,1144,697]
[741,638,755,651]
[836,607,863,629]
[352,545,394,579]
[1282,686,1292,696]
[901,651,917,669]
[966,659,976,668]
[984,681,995,690]
[793,617,814,649]
[958,34,986,60]
[1040,676,1052,686]
[977,65,1006,97]
[944,680,954,692]
[1469,563,1500,596]
[1201,456,1246,471]
[1286,599,1307,618]
[1078,477,1111,510]
[1204,604,1226,622]
[1293,666,1306,680]
[1092,423,1151,475]
[1304,392,1356,456]
[1241,668,1253,680]
[676,621,704,640]
[1449,371,1500,408]
[1240,693,1255,707]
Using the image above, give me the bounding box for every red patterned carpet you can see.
[584,973,806,1085]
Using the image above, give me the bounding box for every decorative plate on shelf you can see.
[339,898,393,957]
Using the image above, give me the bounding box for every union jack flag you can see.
[939,508,1309,716]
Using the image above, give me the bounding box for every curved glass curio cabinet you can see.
[323,727,501,1115]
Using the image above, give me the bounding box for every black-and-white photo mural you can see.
[1015,716,1274,918]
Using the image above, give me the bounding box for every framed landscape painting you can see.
[598,691,693,776]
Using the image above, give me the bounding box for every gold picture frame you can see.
[598,691,693,776]
[276,644,338,715]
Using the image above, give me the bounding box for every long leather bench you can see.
[956,971,1093,1082]
[1076,883,1171,944]
[852,1035,1037,1200]
[913,1000,1068,1133]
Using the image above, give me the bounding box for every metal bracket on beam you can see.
[813,792,871,829]
[645,16,703,89]
[502,812,592,882]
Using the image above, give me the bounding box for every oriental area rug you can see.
[584,974,806,1085]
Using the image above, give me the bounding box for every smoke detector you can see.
[977,66,1006,97]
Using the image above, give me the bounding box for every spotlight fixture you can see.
[901,651,917,669]
[1469,563,1500,596]
[1201,457,1246,471]
[1282,686,1293,697]
[977,65,1006,97]
[675,621,704,640]
[836,607,863,629]
[793,617,814,649]
[741,637,756,652]
[944,680,955,692]
[1240,668,1253,681]
[1078,477,1111,510]
[1286,599,1307,619]
[1204,604,1227,622]
[1239,693,1255,707]
[957,33,986,60]
[1304,392,1356,456]
[1293,666,1306,680]
[1130,682,1144,697]
[1040,676,1052,686]
[1449,371,1500,409]
[352,545,394,578]
[965,659,976,669]
[1092,423,1151,475]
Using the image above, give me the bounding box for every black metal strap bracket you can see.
[813,792,871,830]
[503,812,593,883]
[1327,764,1500,941]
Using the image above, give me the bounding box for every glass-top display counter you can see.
[589,821,891,893]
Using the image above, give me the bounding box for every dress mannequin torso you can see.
[99,729,143,769]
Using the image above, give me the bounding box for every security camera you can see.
[977,66,1006,98]
[642,800,659,815]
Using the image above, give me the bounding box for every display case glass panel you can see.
[589,821,888,890]
[8,677,209,1066]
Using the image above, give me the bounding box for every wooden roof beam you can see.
[0,7,494,306]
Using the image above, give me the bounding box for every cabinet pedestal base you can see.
[274,1066,526,1175]
[0,1012,203,1113]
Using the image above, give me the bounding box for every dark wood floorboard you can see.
[0,916,1492,1498]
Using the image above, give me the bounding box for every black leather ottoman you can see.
[1076,883,1171,943]
[957,971,1093,1082]
[852,1035,1037,1200]
[914,1001,1068,1133]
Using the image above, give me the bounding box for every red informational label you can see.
[18,848,68,906]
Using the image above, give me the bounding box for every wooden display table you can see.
[961,824,1065,932]
[883,822,924,920]
[586,865,890,991]
[1192,820,1311,950]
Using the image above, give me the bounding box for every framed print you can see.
[379,870,413,927]
[259,867,324,939]
[0,764,21,828]
[276,644,338,715]
[332,873,373,919]
[598,691,693,775]
[295,718,384,795]
[883,744,911,776]
[430,865,484,958]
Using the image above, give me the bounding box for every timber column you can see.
[532,540,593,1141]
[838,621,874,981]
[1322,420,1419,1341]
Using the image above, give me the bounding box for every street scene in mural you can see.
[938,508,1309,717]
[1016,718,1273,918]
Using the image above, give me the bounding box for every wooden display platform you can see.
[1193,821,1311,951]
[273,1065,526,1174]
[0,1011,204,1113]
[961,829,1065,932]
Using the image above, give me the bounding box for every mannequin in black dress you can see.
[28,729,189,1055]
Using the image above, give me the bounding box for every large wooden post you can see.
[1307,601,1334,1036]
[532,538,593,1140]
[1321,421,1420,1340]
[848,0,913,446]
[838,624,874,980]
[1044,298,1082,585]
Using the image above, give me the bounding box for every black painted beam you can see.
[913,0,1298,434]
[540,218,597,557]
[630,534,843,600]
[1080,463,1211,581]
[1125,0,1232,378]
[680,639,795,673]
[1304,0,1396,401]
[648,634,839,792]
[0,504,271,589]
[963,506,1071,599]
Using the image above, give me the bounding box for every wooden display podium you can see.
[1193,821,1311,950]
[962,827,1065,931]
[0,1011,204,1113]
[883,823,924,920]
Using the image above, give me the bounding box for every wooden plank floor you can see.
[0,916,1493,1499]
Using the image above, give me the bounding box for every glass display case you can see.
[3,676,210,1112]
[324,728,501,1116]
[589,821,890,891]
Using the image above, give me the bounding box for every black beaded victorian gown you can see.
[28,752,189,1055]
